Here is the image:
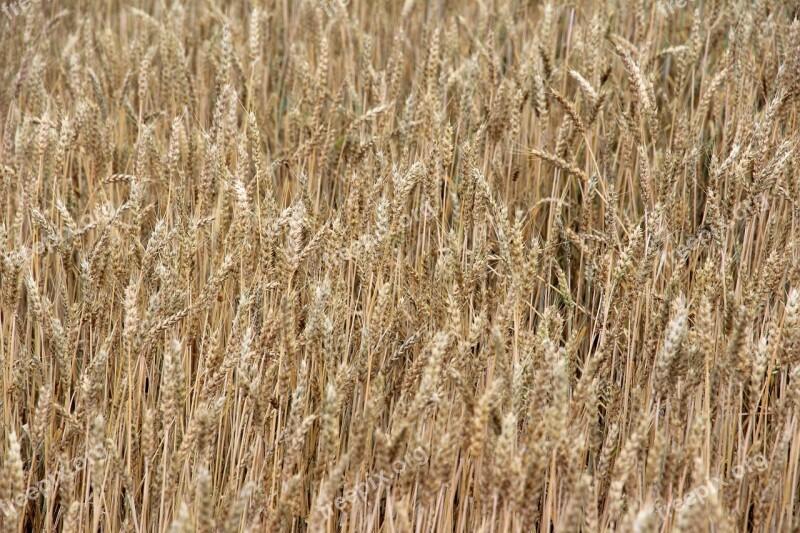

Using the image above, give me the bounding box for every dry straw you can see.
[1,0,799,531]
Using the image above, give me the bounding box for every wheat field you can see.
[1,0,800,531]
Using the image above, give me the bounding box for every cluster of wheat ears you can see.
[1,0,800,531]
